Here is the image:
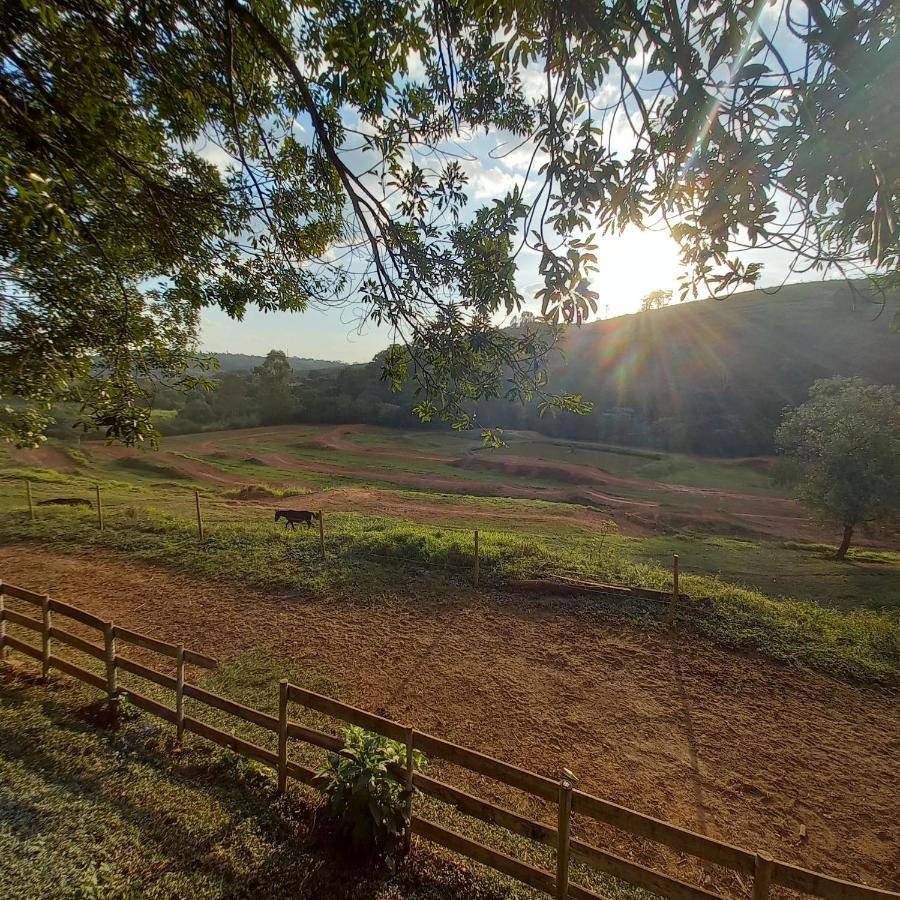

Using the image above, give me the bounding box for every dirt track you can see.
[1,545,896,895]
[70,424,838,544]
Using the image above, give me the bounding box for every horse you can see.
[274,509,319,530]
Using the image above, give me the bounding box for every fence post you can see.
[0,583,5,663]
[95,484,104,531]
[404,726,416,850]
[194,490,204,541]
[665,553,679,627]
[473,529,480,587]
[556,768,576,899]
[104,621,117,710]
[752,852,774,900]
[41,594,51,679]
[318,510,325,560]
[278,679,288,794]
[175,643,185,744]
[26,480,34,521]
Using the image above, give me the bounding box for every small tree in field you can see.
[639,290,673,313]
[775,378,900,559]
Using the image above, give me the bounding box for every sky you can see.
[199,212,803,365]
[197,0,816,364]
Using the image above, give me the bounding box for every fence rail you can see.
[0,578,897,900]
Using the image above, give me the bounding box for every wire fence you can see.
[4,475,898,608]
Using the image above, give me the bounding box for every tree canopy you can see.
[775,376,900,558]
[2,0,897,445]
[639,290,674,313]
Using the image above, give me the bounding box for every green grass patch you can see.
[628,535,900,612]
[0,505,896,686]
[64,447,91,467]
[116,456,189,480]
[222,484,307,501]
[0,661,531,900]
[0,466,70,483]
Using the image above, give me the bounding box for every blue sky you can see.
[197,0,823,364]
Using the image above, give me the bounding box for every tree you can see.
[639,290,673,313]
[252,350,296,424]
[2,0,897,446]
[775,377,900,559]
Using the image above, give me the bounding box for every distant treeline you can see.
[49,280,900,456]
[206,352,345,374]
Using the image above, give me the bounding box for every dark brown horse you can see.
[274,509,319,530]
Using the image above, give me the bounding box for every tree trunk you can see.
[835,523,854,560]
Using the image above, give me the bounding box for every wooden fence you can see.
[0,579,896,900]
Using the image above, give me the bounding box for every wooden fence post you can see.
[278,679,288,794]
[194,489,204,541]
[104,621,117,710]
[41,595,51,679]
[95,484,104,531]
[665,553,679,627]
[26,480,34,521]
[404,726,416,849]
[473,529,480,587]
[318,510,325,560]
[175,643,185,744]
[752,852,774,900]
[556,768,576,899]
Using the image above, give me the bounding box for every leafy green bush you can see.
[318,726,425,862]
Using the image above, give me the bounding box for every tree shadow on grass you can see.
[0,672,508,900]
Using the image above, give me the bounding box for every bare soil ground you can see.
[67,423,840,544]
[1,545,896,896]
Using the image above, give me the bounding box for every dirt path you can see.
[89,439,827,542]
[1,546,896,895]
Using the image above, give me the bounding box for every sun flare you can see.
[589,227,685,320]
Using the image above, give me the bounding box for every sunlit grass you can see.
[1,503,896,685]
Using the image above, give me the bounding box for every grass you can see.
[627,535,900,612]
[0,661,521,900]
[2,429,899,685]
[1,504,897,685]
[0,650,654,900]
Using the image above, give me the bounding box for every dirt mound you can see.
[10,446,78,472]
[450,454,605,485]
[224,485,280,501]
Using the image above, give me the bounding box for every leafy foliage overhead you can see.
[1,0,897,445]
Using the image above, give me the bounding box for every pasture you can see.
[1,423,899,897]
[2,423,899,614]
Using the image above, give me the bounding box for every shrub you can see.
[318,726,425,863]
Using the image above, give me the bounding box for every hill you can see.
[165,280,900,456]
[479,279,900,454]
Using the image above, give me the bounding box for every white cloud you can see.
[458,156,521,200]
[405,48,426,81]
[196,140,234,174]
[494,141,549,175]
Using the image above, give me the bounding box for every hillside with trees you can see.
[149,280,900,456]
[209,354,344,374]
[520,279,900,454]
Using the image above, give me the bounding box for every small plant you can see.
[318,725,425,863]
[597,518,619,557]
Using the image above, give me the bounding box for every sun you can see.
[588,226,684,319]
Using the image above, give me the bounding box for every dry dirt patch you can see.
[1,545,896,895]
